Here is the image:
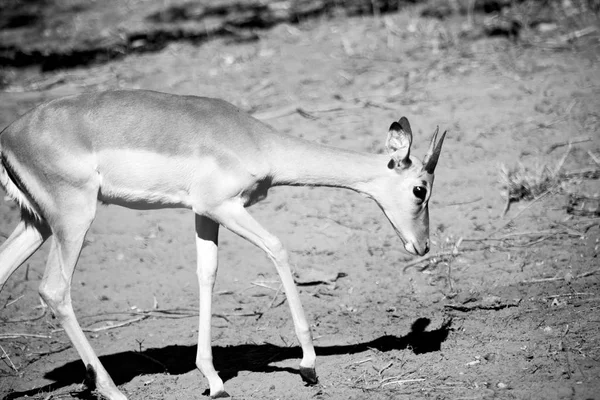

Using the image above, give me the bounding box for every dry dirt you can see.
[1,3,600,400]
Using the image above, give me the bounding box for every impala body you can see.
[0,90,445,399]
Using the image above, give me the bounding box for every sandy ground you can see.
[1,4,600,400]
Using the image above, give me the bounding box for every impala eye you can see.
[413,186,427,202]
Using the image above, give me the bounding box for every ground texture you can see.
[1,1,599,399]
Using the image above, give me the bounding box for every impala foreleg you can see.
[213,203,317,384]
[194,214,229,398]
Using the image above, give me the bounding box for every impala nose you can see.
[404,240,430,256]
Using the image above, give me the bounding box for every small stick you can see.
[499,229,578,239]
[553,142,572,177]
[403,249,460,271]
[440,196,483,207]
[546,137,591,154]
[4,295,24,308]
[495,186,556,232]
[29,344,72,357]
[464,228,582,242]
[0,344,18,372]
[381,378,425,387]
[501,190,511,218]
[52,316,149,334]
[557,26,598,43]
[522,269,600,284]
[216,312,263,317]
[5,308,47,323]
[251,281,279,291]
[266,285,283,309]
[378,361,393,375]
[347,357,372,366]
[86,316,149,332]
[546,292,594,299]
[588,151,600,166]
[0,333,51,339]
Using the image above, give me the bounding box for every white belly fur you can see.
[96,150,218,210]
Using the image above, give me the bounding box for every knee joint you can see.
[39,282,69,314]
[265,237,288,263]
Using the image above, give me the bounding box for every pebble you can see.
[564,272,574,283]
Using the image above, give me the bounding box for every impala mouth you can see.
[396,231,428,256]
[394,230,419,256]
[404,241,419,256]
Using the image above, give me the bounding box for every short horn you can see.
[423,128,447,174]
[423,126,439,166]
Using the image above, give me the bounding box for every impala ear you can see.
[386,117,412,169]
[423,126,447,174]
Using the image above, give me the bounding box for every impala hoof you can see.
[210,390,230,399]
[299,366,318,385]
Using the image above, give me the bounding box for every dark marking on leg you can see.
[299,366,318,385]
[85,363,97,389]
[211,390,230,398]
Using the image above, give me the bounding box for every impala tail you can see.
[0,137,43,224]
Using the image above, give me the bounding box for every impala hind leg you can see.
[213,203,318,385]
[194,214,229,398]
[0,220,50,291]
[39,203,127,400]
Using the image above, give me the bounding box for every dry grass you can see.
[499,145,573,216]
[499,161,557,203]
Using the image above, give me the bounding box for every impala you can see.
[0,90,446,399]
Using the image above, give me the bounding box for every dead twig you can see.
[4,307,47,323]
[445,297,521,311]
[553,142,571,177]
[253,100,386,121]
[0,333,51,339]
[216,311,263,318]
[381,378,425,387]
[588,151,600,166]
[378,361,393,376]
[500,229,579,239]
[266,285,283,309]
[464,228,582,244]
[251,281,279,291]
[545,292,595,299]
[346,357,372,367]
[403,250,458,272]
[494,185,557,233]
[133,351,169,372]
[522,269,600,284]
[501,194,511,218]
[28,344,72,357]
[403,238,462,272]
[440,196,483,207]
[557,26,598,44]
[0,344,18,372]
[52,315,149,334]
[546,137,591,154]
[3,295,24,308]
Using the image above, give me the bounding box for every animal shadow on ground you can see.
[4,317,451,399]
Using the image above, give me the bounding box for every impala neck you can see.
[266,133,386,195]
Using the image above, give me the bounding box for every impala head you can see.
[375,117,446,256]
